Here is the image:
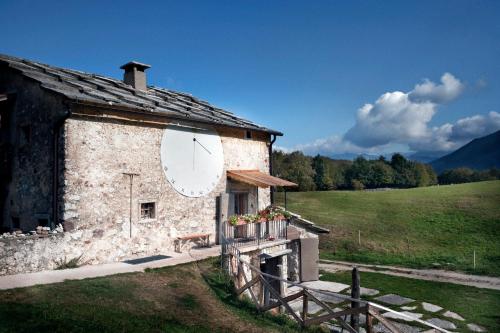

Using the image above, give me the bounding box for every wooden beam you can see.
[260,290,304,312]
[259,276,303,326]
[304,306,366,331]
[368,308,402,333]
[235,276,260,295]
[237,261,260,309]
[302,292,308,323]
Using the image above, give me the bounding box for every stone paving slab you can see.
[300,280,349,293]
[374,322,423,333]
[401,306,417,311]
[427,318,457,330]
[345,286,380,296]
[289,299,323,314]
[309,290,345,304]
[443,310,464,321]
[422,302,442,313]
[467,323,486,332]
[382,311,423,322]
[374,293,415,305]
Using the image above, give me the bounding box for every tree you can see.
[370,160,395,187]
[274,151,315,191]
[390,153,417,187]
[312,155,334,190]
[439,167,477,184]
[347,156,372,187]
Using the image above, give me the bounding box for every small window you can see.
[245,130,252,140]
[233,193,248,215]
[140,202,156,220]
[11,217,20,229]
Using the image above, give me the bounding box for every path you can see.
[320,259,500,290]
[0,246,220,290]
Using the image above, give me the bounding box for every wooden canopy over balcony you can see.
[227,170,297,188]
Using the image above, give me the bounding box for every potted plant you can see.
[228,215,246,226]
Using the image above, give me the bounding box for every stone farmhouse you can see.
[0,54,327,280]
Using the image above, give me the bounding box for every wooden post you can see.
[351,267,360,332]
[284,189,287,210]
[302,292,308,324]
[366,304,373,333]
[473,250,476,269]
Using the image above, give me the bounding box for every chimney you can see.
[120,61,151,91]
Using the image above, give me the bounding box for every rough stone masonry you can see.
[0,54,281,275]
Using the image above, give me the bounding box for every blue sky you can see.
[1,0,499,156]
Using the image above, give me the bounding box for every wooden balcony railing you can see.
[221,219,288,249]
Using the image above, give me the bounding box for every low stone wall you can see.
[0,220,207,276]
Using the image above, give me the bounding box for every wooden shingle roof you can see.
[0,54,282,135]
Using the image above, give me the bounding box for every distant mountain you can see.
[408,151,447,163]
[328,153,383,161]
[430,130,500,173]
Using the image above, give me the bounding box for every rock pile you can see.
[0,224,64,240]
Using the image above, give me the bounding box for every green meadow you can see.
[276,180,500,276]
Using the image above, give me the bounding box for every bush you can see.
[351,179,365,191]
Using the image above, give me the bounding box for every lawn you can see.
[0,260,324,333]
[320,270,500,332]
[276,180,500,276]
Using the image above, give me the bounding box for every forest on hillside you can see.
[272,151,500,191]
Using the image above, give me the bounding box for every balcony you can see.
[221,218,289,250]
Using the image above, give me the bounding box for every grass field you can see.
[320,270,500,332]
[0,260,323,333]
[276,180,500,276]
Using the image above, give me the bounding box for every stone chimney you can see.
[120,61,151,91]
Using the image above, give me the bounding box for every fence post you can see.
[473,250,476,269]
[351,267,360,332]
[302,291,308,325]
[366,304,373,333]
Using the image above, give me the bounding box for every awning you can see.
[227,170,298,188]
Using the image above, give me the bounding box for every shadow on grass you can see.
[201,260,325,333]
[0,302,211,333]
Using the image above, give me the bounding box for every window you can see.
[140,202,156,220]
[233,193,248,215]
[245,130,252,140]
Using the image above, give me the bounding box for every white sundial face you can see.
[160,123,224,197]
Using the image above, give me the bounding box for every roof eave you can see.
[66,98,283,136]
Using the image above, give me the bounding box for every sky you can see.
[1,0,499,157]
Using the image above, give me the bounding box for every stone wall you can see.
[46,115,267,267]
[0,114,272,275]
[0,69,68,231]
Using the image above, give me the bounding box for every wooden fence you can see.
[221,234,452,333]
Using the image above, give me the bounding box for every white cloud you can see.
[279,73,500,157]
[411,111,500,152]
[409,72,464,103]
[344,73,463,148]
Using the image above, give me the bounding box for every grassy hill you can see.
[276,180,500,276]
